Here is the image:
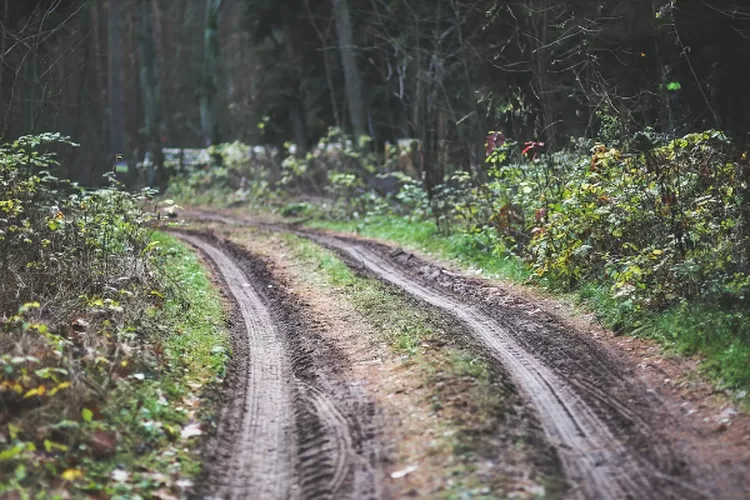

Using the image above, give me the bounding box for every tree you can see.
[137,0,164,187]
[108,0,125,175]
[200,0,224,149]
[332,0,365,139]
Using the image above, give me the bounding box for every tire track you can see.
[177,211,709,498]
[176,233,297,500]
[291,230,708,500]
[175,232,381,500]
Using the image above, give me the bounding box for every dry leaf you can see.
[180,423,202,439]
[390,464,418,479]
[61,469,83,481]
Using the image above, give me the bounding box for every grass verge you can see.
[306,215,750,402]
[0,232,229,498]
[307,215,530,282]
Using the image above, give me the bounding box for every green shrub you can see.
[526,131,749,310]
[0,133,204,494]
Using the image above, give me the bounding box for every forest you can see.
[2,0,750,498]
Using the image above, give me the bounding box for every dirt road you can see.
[174,233,381,500]
[294,230,709,500]
[177,211,750,499]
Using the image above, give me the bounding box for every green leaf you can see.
[666,81,682,91]
[15,464,27,481]
[81,408,93,422]
[0,443,25,461]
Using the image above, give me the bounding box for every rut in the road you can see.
[175,233,381,500]
[292,230,708,500]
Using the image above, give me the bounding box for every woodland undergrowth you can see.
[0,134,228,497]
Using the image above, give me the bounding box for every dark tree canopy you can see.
[2,0,750,182]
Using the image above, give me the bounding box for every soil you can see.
[175,210,750,500]
[223,227,565,499]
[173,232,382,500]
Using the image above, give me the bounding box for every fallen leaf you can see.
[61,469,83,481]
[176,478,194,489]
[47,381,71,396]
[111,469,130,482]
[71,317,90,332]
[89,430,117,457]
[390,464,418,479]
[23,385,46,398]
[180,423,202,439]
[154,489,179,500]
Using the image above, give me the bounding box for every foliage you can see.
[166,142,280,207]
[526,131,749,310]
[301,128,750,393]
[309,215,529,282]
[0,135,228,496]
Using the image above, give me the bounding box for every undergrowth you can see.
[0,134,228,497]
[307,215,529,283]
[309,214,750,401]
[168,125,750,398]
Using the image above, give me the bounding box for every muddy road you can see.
[174,232,381,500]
[176,210,750,500]
[297,231,701,500]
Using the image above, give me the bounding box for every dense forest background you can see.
[2,0,749,185]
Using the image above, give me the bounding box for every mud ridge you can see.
[174,231,381,499]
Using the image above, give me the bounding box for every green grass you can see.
[308,215,530,282]
[81,232,230,497]
[75,232,229,497]
[288,232,439,355]
[578,282,750,398]
[152,232,229,381]
[652,305,750,392]
[0,233,230,498]
[306,214,750,402]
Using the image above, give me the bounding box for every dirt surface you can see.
[173,232,381,499]
[291,230,701,499]
[175,210,750,499]
[223,226,564,498]
[178,209,750,500]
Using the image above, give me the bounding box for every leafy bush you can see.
[525,131,750,310]
[166,141,279,206]
[0,134,214,494]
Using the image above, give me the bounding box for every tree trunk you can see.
[304,0,340,129]
[332,0,366,139]
[108,0,126,185]
[137,0,164,187]
[281,11,308,154]
[200,0,223,151]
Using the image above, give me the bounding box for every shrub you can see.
[0,134,179,492]
[525,131,750,309]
